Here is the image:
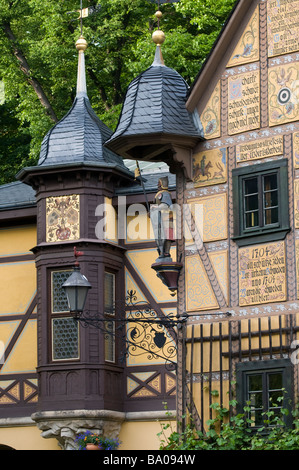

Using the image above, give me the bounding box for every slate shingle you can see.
[106,61,203,147]
[38,95,127,171]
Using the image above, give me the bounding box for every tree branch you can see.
[2,21,58,123]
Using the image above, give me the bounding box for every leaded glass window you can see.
[51,270,72,313]
[51,269,79,361]
[104,272,115,362]
[52,317,79,360]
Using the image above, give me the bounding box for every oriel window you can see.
[50,270,79,361]
[104,272,115,363]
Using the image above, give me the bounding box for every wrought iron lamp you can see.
[62,248,186,369]
[62,248,91,316]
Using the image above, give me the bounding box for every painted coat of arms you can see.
[46,194,80,242]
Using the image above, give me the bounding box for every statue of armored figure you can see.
[150,176,175,260]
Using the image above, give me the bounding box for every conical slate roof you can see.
[105,46,203,153]
[38,37,127,171]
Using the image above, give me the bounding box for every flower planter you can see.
[86,443,100,450]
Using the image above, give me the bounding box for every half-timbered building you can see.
[0,0,298,450]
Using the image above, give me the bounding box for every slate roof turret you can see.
[105,30,204,162]
[37,36,128,173]
[106,46,201,145]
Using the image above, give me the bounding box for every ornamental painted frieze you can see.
[200,81,221,139]
[268,62,299,126]
[227,6,259,67]
[46,194,80,243]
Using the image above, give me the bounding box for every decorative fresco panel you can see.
[267,0,299,57]
[294,179,299,228]
[46,194,80,243]
[186,255,218,312]
[236,136,283,163]
[188,194,228,243]
[200,81,221,139]
[209,250,229,303]
[268,62,299,127]
[227,6,259,67]
[228,70,260,135]
[193,148,227,187]
[293,132,299,168]
[239,242,286,306]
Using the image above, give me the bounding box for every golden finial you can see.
[76,35,88,52]
[152,29,165,46]
[152,9,165,46]
[155,10,163,20]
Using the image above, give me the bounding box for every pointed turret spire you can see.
[75,35,88,97]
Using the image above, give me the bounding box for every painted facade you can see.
[0,0,298,450]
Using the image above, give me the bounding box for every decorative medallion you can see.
[46,195,80,243]
[268,63,299,126]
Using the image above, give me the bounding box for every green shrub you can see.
[158,399,299,450]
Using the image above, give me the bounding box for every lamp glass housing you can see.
[62,267,91,314]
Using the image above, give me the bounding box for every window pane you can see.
[264,174,277,192]
[265,207,278,225]
[52,270,72,313]
[52,317,79,360]
[263,174,278,225]
[245,194,259,211]
[104,272,115,362]
[105,320,115,362]
[268,372,284,407]
[245,210,259,228]
[264,189,278,208]
[244,178,259,229]
[248,374,263,391]
[105,272,115,315]
[269,372,283,390]
[244,178,258,195]
[249,408,264,427]
[249,391,263,408]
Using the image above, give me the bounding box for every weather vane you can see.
[67,1,101,34]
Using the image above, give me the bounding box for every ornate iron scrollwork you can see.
[74,290,186,370]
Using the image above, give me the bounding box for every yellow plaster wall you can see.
[0,226,36,257]
[0,262,36,315]
[119,418,175,450]
[0,425,60,450]
[126,248,176,303]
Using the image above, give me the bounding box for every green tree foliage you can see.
[0,0,236,183]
